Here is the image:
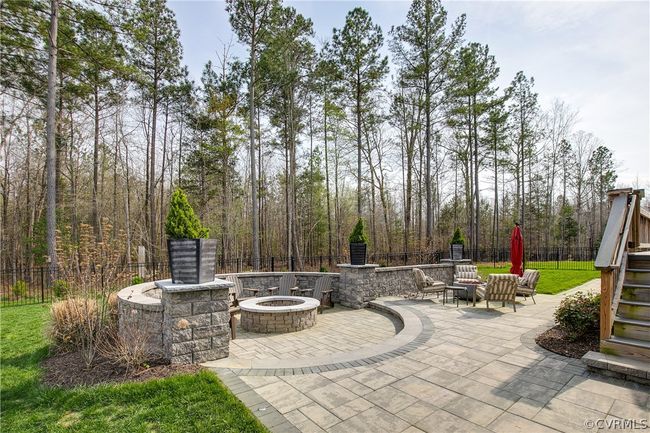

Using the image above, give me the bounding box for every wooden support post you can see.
[600,269,614,341]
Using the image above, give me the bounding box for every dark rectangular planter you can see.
[167,238,218,284]
[450,244,464,260]
[350,242,367,266]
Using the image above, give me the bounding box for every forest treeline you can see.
[1,0,621,273]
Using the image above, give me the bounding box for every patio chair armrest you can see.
[289,286,300,295]
[321,289,333,294]
[267,286,278,293]
[243,288,260,296]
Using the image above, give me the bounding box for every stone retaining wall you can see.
[117,282,164,356]
[117,279,233,364]
[337,263,454,309]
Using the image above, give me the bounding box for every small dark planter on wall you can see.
[450,244,464,260]
[350,242,367,266]
[167,238,218,284]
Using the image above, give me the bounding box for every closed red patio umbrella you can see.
[510,223,524,277]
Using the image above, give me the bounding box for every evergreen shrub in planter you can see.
[349,218,368,266]
[165,188,217,284]
[450,227,465,260]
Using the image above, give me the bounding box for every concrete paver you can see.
[209,279,650,432]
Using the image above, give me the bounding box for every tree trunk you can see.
[249,40,260,270]
[92,87,102,242]
[323,103,333,265]
[45,0,59,283]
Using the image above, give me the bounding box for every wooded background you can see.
[1,0,635,275]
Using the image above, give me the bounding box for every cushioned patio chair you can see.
[412,268,446,300]
[516,269,540,304]
[299,275,333,309]
[454,264,482,284]
[267,274,299,296]
[226,275,259,300]
[476,274,518,312]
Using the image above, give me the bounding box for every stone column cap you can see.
[337,263,380,269]
[155,278,234,293]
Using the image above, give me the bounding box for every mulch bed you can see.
[41,351,203,388]
[535,325,599,358]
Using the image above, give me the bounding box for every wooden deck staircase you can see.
[600,252,650,361]
[583,189,650,382]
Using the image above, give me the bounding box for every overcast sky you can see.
[168,0,650,188]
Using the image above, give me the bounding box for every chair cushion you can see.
[456,278,481,284]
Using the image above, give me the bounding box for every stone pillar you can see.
[156,278,233,364]
[337,264,379,309]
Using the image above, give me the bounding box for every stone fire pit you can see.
[239,296,320,333]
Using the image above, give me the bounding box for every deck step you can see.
[616,299,650,321]
[618,300,650,321]
[601,336,650,363]
[582,350,650,382]
[622,283,650,302]
[625,269,650,285]
[628,254,650,269]
[613,316,650,342]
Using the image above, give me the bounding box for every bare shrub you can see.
[98,322,154,373]
[51,221,129,368]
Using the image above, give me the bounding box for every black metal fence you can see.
[0,247,597,306]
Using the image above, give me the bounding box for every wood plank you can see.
[595,193,629,269]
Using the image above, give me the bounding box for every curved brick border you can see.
[203,299,434,376]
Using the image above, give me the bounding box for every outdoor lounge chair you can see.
[476,274,518,312]
[299,275,333,308]
[226,275,260,299]
[516,269,540,304]
[412,268,446,300]
[267,274,299,296]
[454,264,482,284]
[225,277,247,339]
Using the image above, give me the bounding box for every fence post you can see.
[291,256,295,272]
[271,257,275,272]
[237,258,242,273]
[557,247,560,270]
[40,267,45,303]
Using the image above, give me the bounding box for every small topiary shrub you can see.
[51,279,69,298]
[165,188,209,239]
[11,280,27,298]
[554,291,600,340]
[450,227,465,245]
[319,266,328,273]
[131,275,144,285]
[348,218,368,244]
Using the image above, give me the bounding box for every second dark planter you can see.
[167,238,218,284]
[350,242,367,266]
[450,243,464,260]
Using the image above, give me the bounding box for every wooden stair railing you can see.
[594,189,644,342]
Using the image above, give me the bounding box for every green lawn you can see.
[477,266,599,295]
[0,304,268,433]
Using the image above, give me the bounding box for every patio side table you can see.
[444,285,469,307]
